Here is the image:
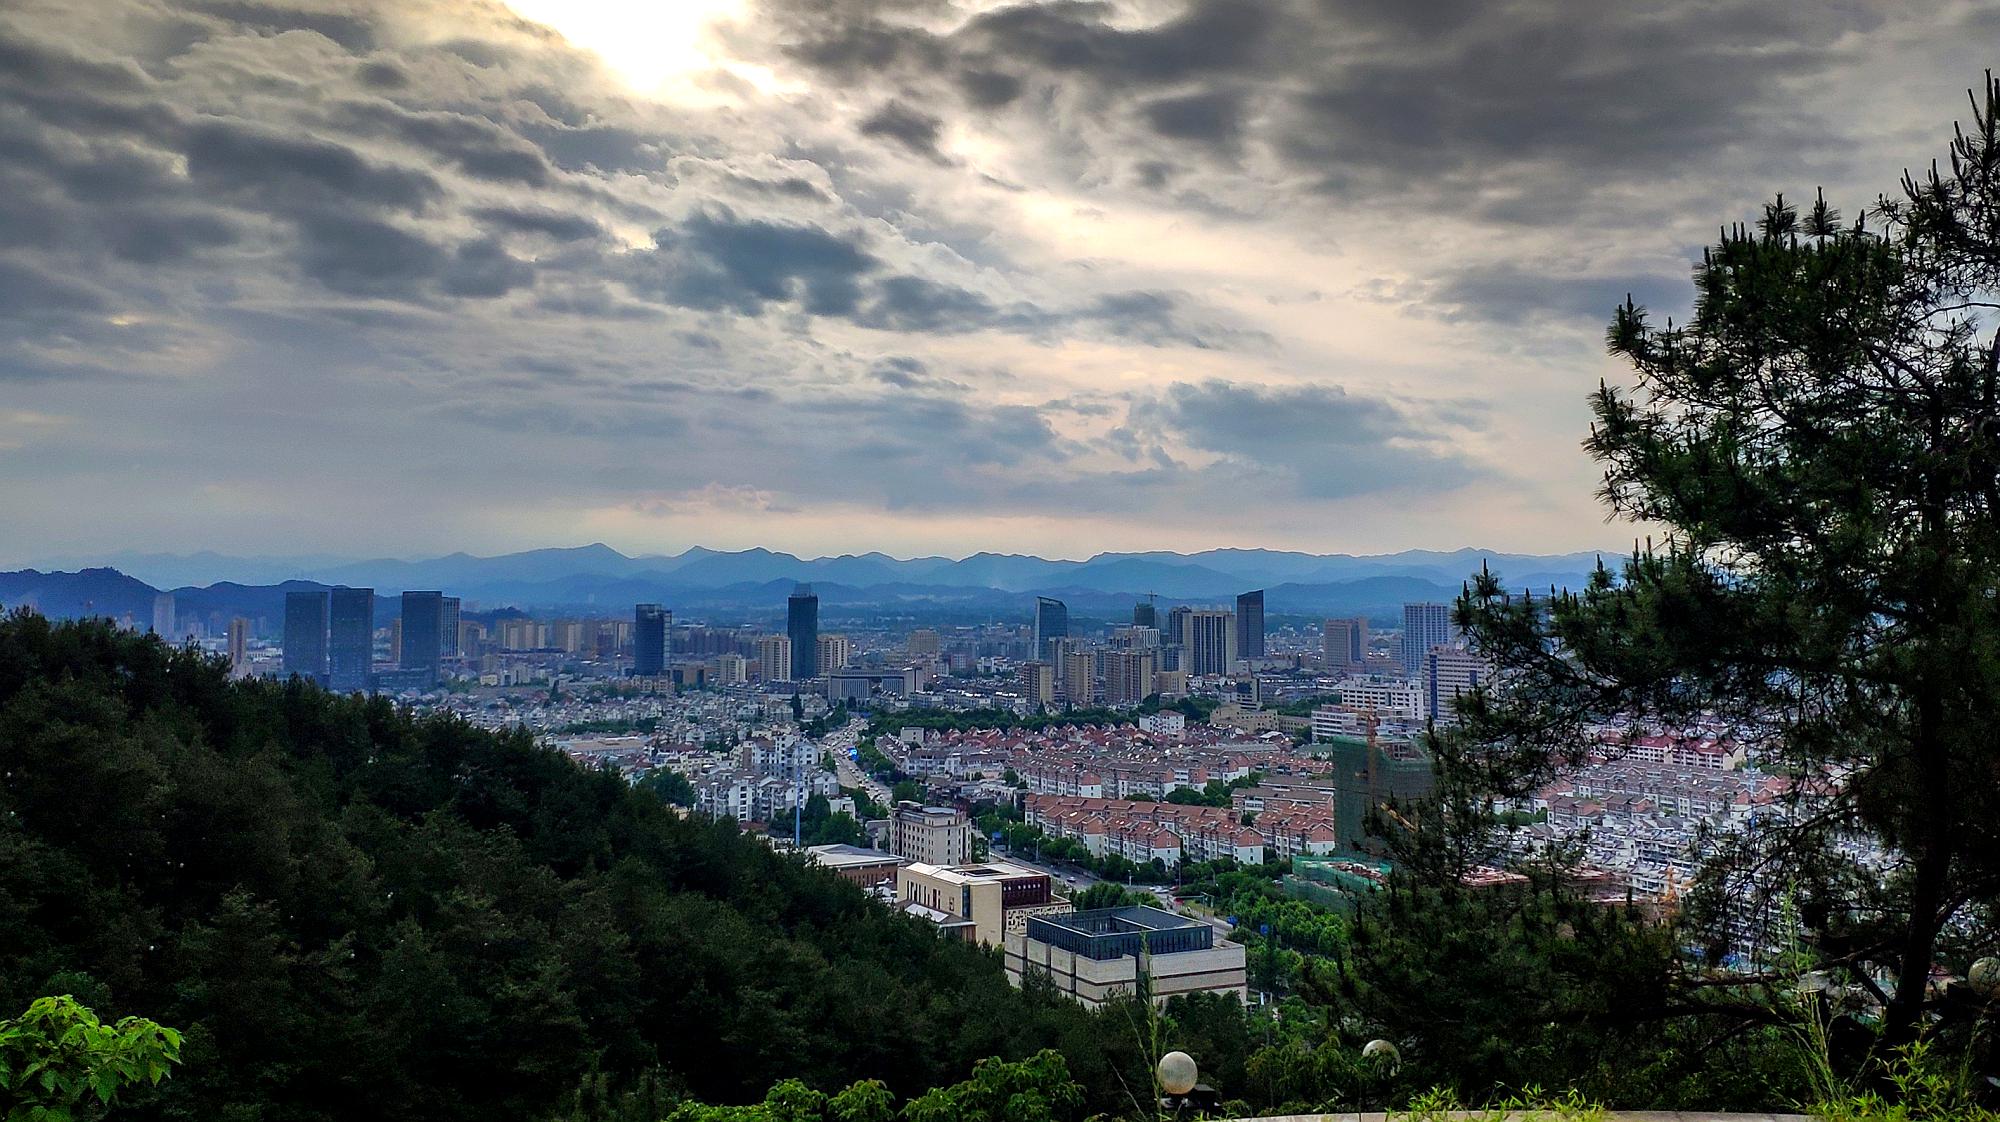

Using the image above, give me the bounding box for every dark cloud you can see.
[858,100,948,161]
[651,210,878,316]
[1428,264,1689,326]
[293,213,448,296]
[328,101,555,185]
[1139,90,1245,151]
[1138,380,1481,499]
[183,120,444,213]
[470,205,602,242]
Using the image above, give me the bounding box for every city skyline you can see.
[4,1,1993,560]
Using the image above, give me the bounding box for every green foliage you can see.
[842,787,887,821]
[0,995,181,1121]
[0,614,1128,1121]
[639,768,696,807]
[664,1053,1082,1122]
[900,1050,1082,1122]
[1067,883,1154,911]
[1163,773,1261,808]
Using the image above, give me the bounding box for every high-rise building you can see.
[1182,609,1237,677]
[907,628,941,657]
[1017,660,1055,705]
[399,591,445,684]
[816,633,852,673]
[1034,596,1068,662]
[756,635,793,682]
[634,604,669,677]
[1061,647,1094,707]
[1322,617,1368,672]
[716,652,750,685]
[1401,602,1454,676]
[1133,599,1158,629]
[227,616,250,673]
[151,592,176,639]
[282,590,328,683]
[1235,590,1265,660]
[440,597,461,658]
[1104,648,1158,707]
[788,584,820,679]
[327,587,375,694]
[1425,646,1491,723]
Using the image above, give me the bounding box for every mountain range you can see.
[3,544,1620,625]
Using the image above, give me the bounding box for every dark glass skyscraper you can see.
[327,586,375,693]
[634,603,668,676]
[1133,599,1158,629]
[1235,589,1265,659]
[787,584,819,679]
[282,589,328,683]
[400,591,444,684]
[1034,596,1068,662]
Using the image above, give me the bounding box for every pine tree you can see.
[1443,77,2000,1053]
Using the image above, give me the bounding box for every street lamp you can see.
[1156,1051,1221,1115]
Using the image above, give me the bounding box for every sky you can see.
[1,0,1993,564]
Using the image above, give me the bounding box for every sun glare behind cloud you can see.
[502,0,754,100]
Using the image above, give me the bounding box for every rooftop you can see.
[1025,905,1218,960]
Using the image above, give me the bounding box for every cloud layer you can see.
[0,0,1991,561]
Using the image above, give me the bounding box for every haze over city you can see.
[5,0,1993,562]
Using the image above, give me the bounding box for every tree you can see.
[641,768,696,807]
[0,995,182,1121]
[1069,883,1154,910]
[1442,78,2000,1057]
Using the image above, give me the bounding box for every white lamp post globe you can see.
[1157,1051,1199,1096]
[1362,1039,1402,1071]
[1970,957,2000,996]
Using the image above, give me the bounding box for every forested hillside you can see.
[0,614,1132,1120]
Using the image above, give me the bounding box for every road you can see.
[820,721,892,807]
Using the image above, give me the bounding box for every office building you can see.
[634,604,669,677]
[1017,660,1055,705]
[1401,602,1454,676]
[1061,647,1094,707]
[1235,590,1265,660]
[907,628,941,657]
[756,635,793,683]
[1322,617,1368,672]
[1104,648,1157,707]
[816,633,852,674]
[1162,605,1191,672]
[1425,646,1492,723]
[399,591,444,684]
[1133,599,1158,629]
[1034,596,1069,662]
[891,801,973,866]
[326,587,375,693]
[1181,609,1236,677]
[440,597,461,658]
[896,860,1056,946]
[227,616,250,673]
[149,593,176,639]
[282,590,328,682]
[788,584,820,679]
[1005,906,1248,1008]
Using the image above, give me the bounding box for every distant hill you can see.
[0,567,158,622]
[4,542,1617,624]
[23,542,1613,600]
